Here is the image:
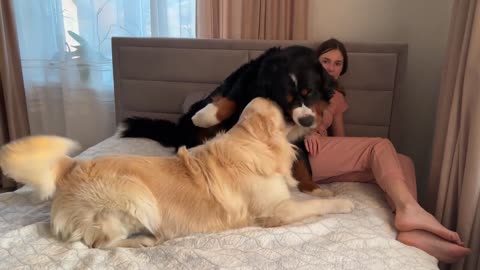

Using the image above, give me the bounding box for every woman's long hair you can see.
[315,38,348,96]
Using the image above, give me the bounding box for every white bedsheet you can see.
[0,135,438,270]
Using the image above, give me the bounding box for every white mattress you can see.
[0,135,438,269]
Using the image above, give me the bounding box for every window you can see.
[11,0,196,149]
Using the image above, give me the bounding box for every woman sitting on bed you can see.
[306,38,470,263]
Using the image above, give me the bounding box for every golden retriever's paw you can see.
[284,175,298,188]
[310,188,334,197]
[91,236,110,249]
[191,104,220,128]
[332,199,355,213]
[93,236,161,249]
[134,236,159,248]
[255,216,284,228]
[118,236,161,248]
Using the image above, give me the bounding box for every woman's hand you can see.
[304,130,326,157]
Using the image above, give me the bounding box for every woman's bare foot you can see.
[394,203,463,245]
[397,230,471,263]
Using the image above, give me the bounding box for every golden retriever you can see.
[0,97,354,249]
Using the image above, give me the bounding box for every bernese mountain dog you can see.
[121,45,337,195]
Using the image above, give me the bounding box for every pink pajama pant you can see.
[308,137,417,201]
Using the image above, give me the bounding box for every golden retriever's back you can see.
[53,129,284,242]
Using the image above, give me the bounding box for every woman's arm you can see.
[330,112,346,136]
[328,90,348,137]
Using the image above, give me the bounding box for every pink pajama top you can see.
[315,90,349,136]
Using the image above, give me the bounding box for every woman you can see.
[306,38,470,263]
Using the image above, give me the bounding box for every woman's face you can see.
[319,49,344,80]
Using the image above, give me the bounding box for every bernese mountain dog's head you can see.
[257,45,337,141]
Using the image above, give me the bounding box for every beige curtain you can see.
[427,0,480,269]
[0,0,30,190]
[196,0,308,40]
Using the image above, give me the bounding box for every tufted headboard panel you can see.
[112,37,407,138]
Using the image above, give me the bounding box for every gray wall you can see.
[307,0,454,205]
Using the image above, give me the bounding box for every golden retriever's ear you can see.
[259,112,279,135]
[177,146,200,175]
[240,108,280,140]
[241,98,282,120]
[239,98,269,120]
[239,97,285,137]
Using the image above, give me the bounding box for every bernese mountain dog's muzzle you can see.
[292,104,317,128]
[282,72,333,142]
[286,73,330,128]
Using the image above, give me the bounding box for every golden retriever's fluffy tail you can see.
[0,135,80,200]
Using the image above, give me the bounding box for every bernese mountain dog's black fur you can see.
[121,45,337,193]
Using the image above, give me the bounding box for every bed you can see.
[0,37,439,269]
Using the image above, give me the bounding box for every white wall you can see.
[308,0,454,204]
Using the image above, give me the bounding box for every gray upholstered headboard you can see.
[112,37,407,138]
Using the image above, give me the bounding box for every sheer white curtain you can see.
[12,0,195,149]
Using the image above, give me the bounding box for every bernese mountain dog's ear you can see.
[257,55,292,111]
[257,55,288,94]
